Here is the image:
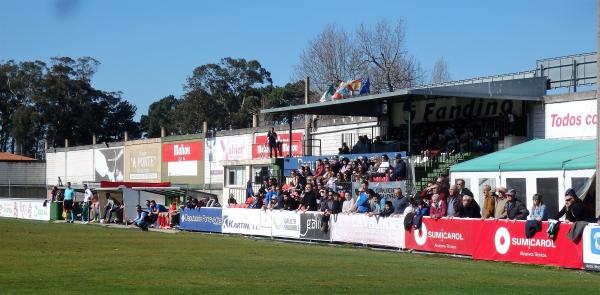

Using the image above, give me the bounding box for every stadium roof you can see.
[0,152,35,161]
[261,77,547,117]
[450,139,596,172]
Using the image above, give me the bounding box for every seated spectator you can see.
[228,195,238,208]
[392,189,408,215]
[320,192,342,232]
[480,184,495,220]
[457,195,482,218]
[244,194,255,208]
[529,194,548,221]
[498,189,529,221]
[369,193,382,214]
[341,191,353,213]
[554,189,594,222]
[299,183,318,211]
[354,184,372,213]
[103,195,122,224]
[283,192,298,211]
[429,193,446,219]
[251,194,264,209]
[339,142,350,154]
[313,159,325,177]
[167,202,179,227]
[130,205,150,231]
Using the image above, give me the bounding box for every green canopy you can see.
[450,139,597,172]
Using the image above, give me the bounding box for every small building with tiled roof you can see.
[0,152,36,161]
[0,152,45,198]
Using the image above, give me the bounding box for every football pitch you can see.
[0,218,599,294]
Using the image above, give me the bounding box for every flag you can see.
[359,78,370,95]
[333,82,350,99]
[319,84,335,102]
[347,79,362,93]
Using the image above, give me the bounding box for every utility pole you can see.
[304,76,312,156]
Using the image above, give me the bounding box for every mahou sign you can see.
[252,132,303,159]
[472,221,583,269]
[162,141,203,177]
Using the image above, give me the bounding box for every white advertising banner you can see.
[583,224,600,271]
[0,199,50,221]
[331,214,405,248]
[271,210,301,239]
[545,100,597,139]
[167,161,197,176]
[352,181,407,200]
[221,208,271,236]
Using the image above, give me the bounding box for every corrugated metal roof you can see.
[0,152,35,161]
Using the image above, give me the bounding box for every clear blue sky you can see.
[1,0,596,119]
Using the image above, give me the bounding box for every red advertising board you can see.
[252,132,303,159]
[162,141,203,162]
[404,217,477,255]
[472,221,583,269]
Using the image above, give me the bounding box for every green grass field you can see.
[0,218,599,294]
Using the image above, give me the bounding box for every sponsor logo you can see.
[494,226,556,255]
[414,223,428,246]
[300,215,322,237]
[222,215,259,231]
[591,228,600,255]
[182,214,222,225]
[494,227,511,254]
[173,144,191,156]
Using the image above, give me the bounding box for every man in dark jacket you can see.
[555,188,593,222]
[457,195,482,218]
[300,183,318,211]
[456,179,474,198]
[392,154,407,180]
[499,189,529,220]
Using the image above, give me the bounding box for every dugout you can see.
[449,138,597,218]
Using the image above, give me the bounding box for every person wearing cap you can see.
[377,154,390,173]
[554,189,592,222]
[498,189,529,221]
[529,194,548,221]
[493,187,508,220]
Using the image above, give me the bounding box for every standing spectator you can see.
[81,184,93,224]
[413,199,429,229]
[499,189,529,220]
[392,155,407,180]
[554,189,593,222]
[369,193,382,214]
[455,179,474,198]
[494,188,508,220]
[331,155,342,174]
[314,159,325,177]
[457,195,482,218]
[429,194,446,219]
[267,127,278,158]
[49,186,59,202]
[481,184,495,220]
[529,194,548,221]
[283,193,298,210]
[377,154,390,173]
[339,142,350,154]
[446,185,461,217]
[90,191,100,222]
[392,188,408,215]
[299,183,318,211]
[63,182,76,223]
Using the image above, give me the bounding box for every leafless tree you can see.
[431,57,451,84]
[357,19,423,93]
[294,24,366,99]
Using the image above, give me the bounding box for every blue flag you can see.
[359,78,370,95]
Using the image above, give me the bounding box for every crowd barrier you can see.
[161,208,594,270]
[0,198,50,221]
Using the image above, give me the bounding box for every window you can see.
[506,178,526,203]
[253,166,273,183]
[536,178,559,218]
[227,167,245,187]
[571,177,589,195]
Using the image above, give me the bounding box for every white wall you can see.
[46,152,66,186]
[65,149,95,185]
